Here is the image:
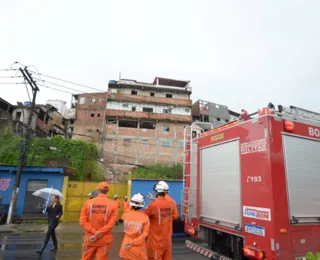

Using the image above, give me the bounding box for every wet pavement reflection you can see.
[0,233,207,260]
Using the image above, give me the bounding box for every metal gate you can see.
[23,180,48,213]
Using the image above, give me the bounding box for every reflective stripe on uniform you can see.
[104,245,107,255]
[158,209,161,224]
[104,205,109,222]
[89,204,93,220]
[154,250,157,259]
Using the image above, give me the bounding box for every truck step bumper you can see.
[185,240,233,260]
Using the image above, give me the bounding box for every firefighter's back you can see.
[120,210,149,259]
[81,194,116,246]
[145,197,173,250]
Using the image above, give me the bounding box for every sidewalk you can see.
[0,222,124,234]
[0,223,48,234]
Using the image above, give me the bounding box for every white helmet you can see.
[130,193,145,207]
[114,194,118,199]
[154,181,168,193]
[124,196,128,200]
[158,181,169,192]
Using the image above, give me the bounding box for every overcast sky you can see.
[0,0,319,113]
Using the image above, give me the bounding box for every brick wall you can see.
[73,91,189,182]
[108,93,192,106]
[105,109,192,123]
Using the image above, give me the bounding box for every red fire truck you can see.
[183,104,320,260]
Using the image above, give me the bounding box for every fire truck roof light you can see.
[280,228,287,233]
[284,120,294,132]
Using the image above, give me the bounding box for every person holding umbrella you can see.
[36,195,63,255]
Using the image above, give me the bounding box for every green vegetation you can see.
[131,164,183,180]
[0,134,103,181]
[306,252,320,260]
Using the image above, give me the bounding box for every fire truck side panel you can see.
[270,118,320,259]
[196,117,277,258]
[200,139,241,226]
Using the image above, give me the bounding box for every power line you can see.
[0,82,25,85]
[28,70,105,92]
[0,69,17,72]
[0,76,22,78]
[37,83,74,95]
[24,80,31,102]
[33,78,84,93]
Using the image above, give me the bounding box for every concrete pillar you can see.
[174,123,178,164]
[155,121,158,164]
[136,119,140,165]
[114,118,119,174]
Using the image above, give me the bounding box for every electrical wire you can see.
[0,82,25,85]
[36,83,74,94]
[0,69,17,71]
[28,70,105,92]
[24,80,31,102]
[0,76,22,78]
[33,78,84,93]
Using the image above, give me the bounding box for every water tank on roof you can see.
[24,101,32,107]
[109,80,117,84]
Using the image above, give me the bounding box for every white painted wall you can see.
[110,88,190,100]
[12,108,37,129]
[46,99,67,115]
[106,101,191,116]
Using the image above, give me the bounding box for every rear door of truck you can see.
[271,118,320,258]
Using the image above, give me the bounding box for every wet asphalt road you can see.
[0,233,207,260]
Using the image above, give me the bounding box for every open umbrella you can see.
[32,187,65,201]
[88,190,98,198]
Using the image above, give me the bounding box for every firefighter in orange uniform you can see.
[79,182,118,260]
[122,196,132,215]
[119,193,150,260]
[148,181,179,236]
[240,109,249,121]
[114,194,120,225]
[144,182,178,260]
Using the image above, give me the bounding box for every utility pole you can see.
[7,67,39,224]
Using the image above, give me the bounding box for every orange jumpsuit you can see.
[144,197,177,260]
[79,194,118,260]
[119,210,150,260]
[240,110,249,121]
[114,199,120,221]
[123,200,132,214]
[165,194,179,236]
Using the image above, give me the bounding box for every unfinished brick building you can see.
[73,77,192,181]
[72,92,107,144]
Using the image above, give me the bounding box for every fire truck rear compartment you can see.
[200,139,245,259]
[282,134,320,224]
[200,139,241,228]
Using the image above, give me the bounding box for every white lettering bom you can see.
[309,127,320,138]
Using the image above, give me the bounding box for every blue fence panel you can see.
[0,166,64,217]
[131,179,183,207]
